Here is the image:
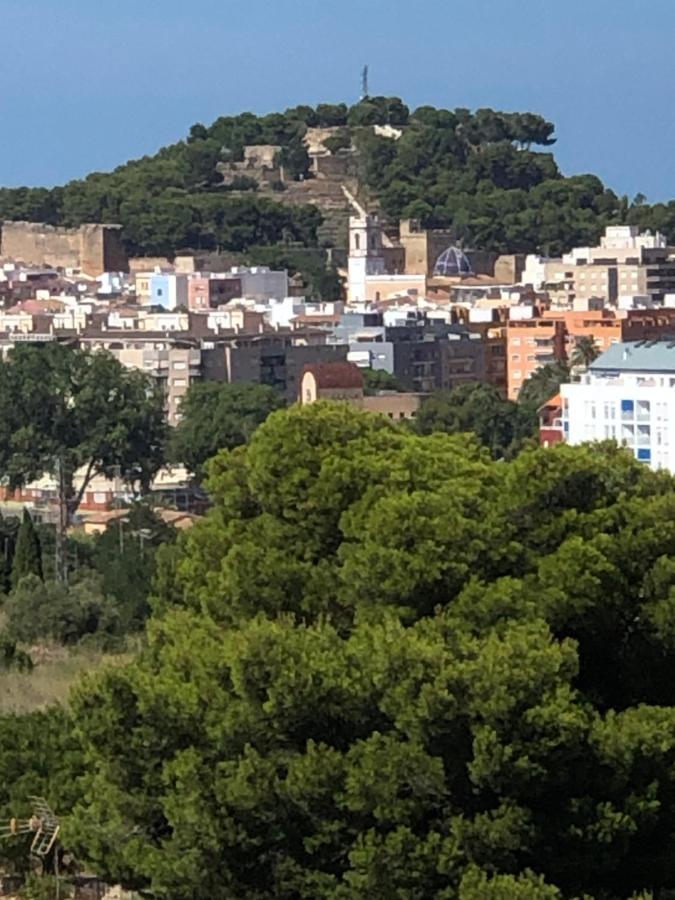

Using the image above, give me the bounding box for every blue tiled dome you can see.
[433,246,473,277]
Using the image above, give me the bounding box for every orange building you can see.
[506,312,566,399]
[507,307,675,399]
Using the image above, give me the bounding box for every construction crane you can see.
[0,797,60,858]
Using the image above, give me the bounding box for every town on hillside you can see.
[5,77,675,896]
[1,205,675,522]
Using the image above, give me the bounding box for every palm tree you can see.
[518,361,571,413]
[570,335,600,370]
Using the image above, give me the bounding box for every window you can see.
[157,288,163,296]
[512,338,521,346]
[637,448,652,462]
[511,354,521,361]
[173,378,186,387]
[172,361,187,370]
[354,233,361,251]
[637,399,651,420]
[621,399,634,420]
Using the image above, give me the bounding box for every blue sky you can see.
[1,0,673,201]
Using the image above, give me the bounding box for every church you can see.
[344,192,482,304]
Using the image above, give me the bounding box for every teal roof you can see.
[591,340,675,373]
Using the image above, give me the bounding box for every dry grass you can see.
[0,643,133,714]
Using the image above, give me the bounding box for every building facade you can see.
[561,341,675,471]
[522,226,675,306]
[187,274,242,310]
[507,307,675,399]
[506,310,566,399]
[150,274,189,310]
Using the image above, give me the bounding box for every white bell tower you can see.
[345,187,386,303]
[343,186,385,303]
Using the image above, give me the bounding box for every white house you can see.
[562,341,675,471]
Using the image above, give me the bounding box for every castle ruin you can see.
[0,221,129,275]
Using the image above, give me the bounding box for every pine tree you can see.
[11,509,43,589]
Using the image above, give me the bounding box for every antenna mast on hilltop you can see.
[361,65,369,100]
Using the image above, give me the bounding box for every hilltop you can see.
[0,97,674,264]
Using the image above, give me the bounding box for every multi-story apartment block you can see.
[187,274,242,310]
[96,342,202,425]
[522,226,675,307]
[507,307,675,399]
[559,341,675,472]
[201,335,350,404]
[386,324,485,393]
[506,309,566,399]
[460,313,507,394]
[229,266,288,302]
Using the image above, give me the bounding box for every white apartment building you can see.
[562,341,675,471]
[563,225,667,264]
[522,227,675,307]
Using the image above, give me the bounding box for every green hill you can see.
[0,97,673,261]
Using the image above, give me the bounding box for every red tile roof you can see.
[538,393,562,412]
[303,361,364,390]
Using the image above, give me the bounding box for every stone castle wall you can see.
[0,221,128,275]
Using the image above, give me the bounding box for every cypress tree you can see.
[11,509,43,589]
[0,511,11,594]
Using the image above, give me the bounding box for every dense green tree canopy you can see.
[4,572,119,646]
[0,344,167,530]
[415,382,536,458]
[54,403,675,898]
[0,709,83,874]
[362,368,404,394]
[92,503,177,633]
[169,381,286,477]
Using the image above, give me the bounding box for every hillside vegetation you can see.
[1,97,674,260]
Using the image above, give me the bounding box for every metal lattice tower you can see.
[361,64,369,100]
